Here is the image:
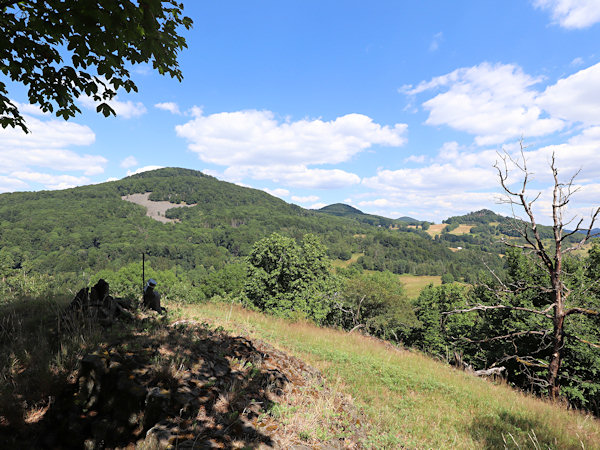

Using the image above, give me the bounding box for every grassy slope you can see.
[331,253,364,268]
[177,302,600,449]
[397,274,442,298]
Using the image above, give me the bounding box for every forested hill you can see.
[0,167,506,284]
[318,203,401,227]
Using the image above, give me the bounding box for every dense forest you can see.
[0,167,512,285]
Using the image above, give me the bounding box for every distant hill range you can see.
[443,209,507,225]
[318,203,424,226]
[318,203,403,227]
[0,168,593,284]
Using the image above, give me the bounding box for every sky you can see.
[2,0,600,225]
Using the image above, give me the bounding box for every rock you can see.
[145,421,176,449]
[143,387,171,432]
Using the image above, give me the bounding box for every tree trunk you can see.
[547,274,564,401]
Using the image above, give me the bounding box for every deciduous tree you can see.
[244,233,338,323]
[1,0,192,131]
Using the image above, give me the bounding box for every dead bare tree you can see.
[445,142,599,401]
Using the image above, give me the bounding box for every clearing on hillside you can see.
[425,224,447,237]
[122,192,196,223]
[449,224,473,235]
[332,253,364,268]
[397,274,442,298]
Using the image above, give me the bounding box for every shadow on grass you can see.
[0,296,285,448]
[469,410,571,449]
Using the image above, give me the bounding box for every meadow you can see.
[178,301,600,449]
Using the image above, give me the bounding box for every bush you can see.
[91,262,205,303]
[337,271,419,342]
[244,233,338,323]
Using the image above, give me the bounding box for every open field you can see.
[449,224,474,235]
[396,274,441,298]
[332,253,364,268]
[179,302,600,449]
[355,271,441,299]
[425,224,472,237]
[425,223,447,236]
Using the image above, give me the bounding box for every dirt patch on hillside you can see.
[122,192,196,223]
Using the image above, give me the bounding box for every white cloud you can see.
[571,57,585,67]
[437,141,461,160]
[223,165,361,189]
[404,154,426,163]
[358,189,499,222]
[536,62,600,126]
[126,165,164,176]
[175,109,396,189]
[533,0,600,29]
[80,95,147,119]
[12,101,49,117]
[120,156,138,168]
[363,164,494,192]
[0,113,106,191]
[402,62,564,145]
[429,32,443,52]
[155,102,182,115]
[291,195,320,203]
[358,129,600,223]
[0,176,29,192]
[0,115,95,150]
[176,109,407,166]
[309,202,328,209]
[263,187,290,198]
[10,171,90,190]
[520,127,600,183]
[358,198,393,207]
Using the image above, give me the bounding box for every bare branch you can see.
[517,356,549,369]
[567,334,600,349]
[442,303,555,319]
[563,207,600,253]
[459,329,550,344]
[564,307,600,317]
[473,366,506,377]
[349,324,365,334]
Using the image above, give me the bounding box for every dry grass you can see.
[449,224,473,235]
[424,224,472,237]
[180,302,600,449]
[426,223,448,237]
[0,295,105,428]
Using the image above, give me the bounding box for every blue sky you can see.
[2,0,600,224]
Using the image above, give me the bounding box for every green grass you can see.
[397,274,441,298]
[361,272,441,298]
[178,302,600,449]
[332,252,364,268]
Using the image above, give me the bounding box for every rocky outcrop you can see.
[18,313,364,449]
[1,294,365,449]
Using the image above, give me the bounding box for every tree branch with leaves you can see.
[0,0,193,132]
